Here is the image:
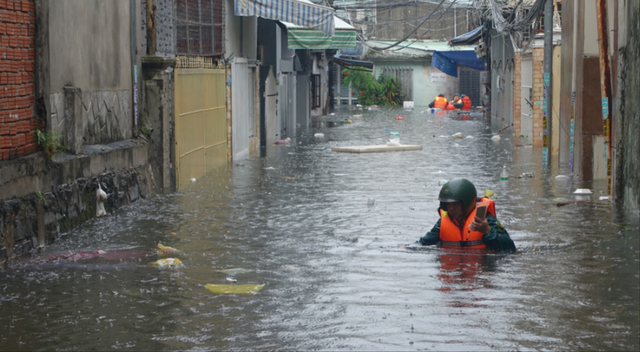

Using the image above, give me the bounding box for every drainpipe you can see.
[146,0,156,55]
[131,0,138,136]
[542,0,553,170]
[596,0,612,196]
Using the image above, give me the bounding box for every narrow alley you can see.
[1,107,637,350]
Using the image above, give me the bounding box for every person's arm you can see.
[428,100,435,108]
[482,213,516,252]
[453,100,463,108]
[418,219,441,245]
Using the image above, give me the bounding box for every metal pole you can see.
[596,0,613,196]
[542,0,553,170]
[454,7,457,37]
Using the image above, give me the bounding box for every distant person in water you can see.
[428,94,447,110]
[418,178,516,252]
[446,94,461,110]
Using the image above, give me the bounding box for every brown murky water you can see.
[1,107,638,350]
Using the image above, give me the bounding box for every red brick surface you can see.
[0,0,35,161]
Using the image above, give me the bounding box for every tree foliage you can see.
[341,67,404,106]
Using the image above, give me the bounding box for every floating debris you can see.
[205,284,265,295]
[150,258,182,268]
[573,189,593,195]
[217,268,254,275]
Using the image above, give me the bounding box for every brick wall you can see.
[532,48,544,147]
[0,0,36,161]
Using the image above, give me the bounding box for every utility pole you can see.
[596,0,612,196]
[542,0,553,170]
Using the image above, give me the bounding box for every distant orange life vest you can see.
[439,198,495,249]
[461,96,472,111]
[434,96,447,109]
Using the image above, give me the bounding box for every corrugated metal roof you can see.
[363,40,476,60]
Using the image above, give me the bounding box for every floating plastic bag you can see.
[451,132,464,139]
[157,243,183,255]
[484,189,495,198]
[96,182,107,217]
[150,258,182,268]
[491,135,501,141]
[394,115,405,120]
[205,284,265,295]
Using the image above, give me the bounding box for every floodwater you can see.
[1,107,638,351]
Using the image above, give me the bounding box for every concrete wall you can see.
[373,60,459,107]
[558,0,575,169]
[1,165,148,261]
[616,0,640,210]
[38,0,134,147]
[0,139,149,260]
[140,0,175,57]
[225,0,257,60]
[583,0,599,56]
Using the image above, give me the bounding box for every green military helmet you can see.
[438,178,477,215]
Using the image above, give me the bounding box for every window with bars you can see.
[176,0,225,57]
[311,74,321,109]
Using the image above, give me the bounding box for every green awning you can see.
[282,14,357,50]
[287,29,357,49]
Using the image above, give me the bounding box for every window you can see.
[311,74,321,109]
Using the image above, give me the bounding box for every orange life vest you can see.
[434,96,447,110]
[461,96,472,111]
[445,102,456,110]
[439,197,495,249]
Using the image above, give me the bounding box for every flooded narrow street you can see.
[1,107,638,351]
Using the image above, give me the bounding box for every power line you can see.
[363,0,447,50]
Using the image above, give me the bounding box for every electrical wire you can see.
[364,0,447,50]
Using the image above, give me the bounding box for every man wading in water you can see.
[418,178,516,252]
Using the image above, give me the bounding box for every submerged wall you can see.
[0,140,149,261]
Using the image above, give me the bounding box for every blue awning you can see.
[449,26,483,46]
[431,51,485,77]
[235,0,335,35]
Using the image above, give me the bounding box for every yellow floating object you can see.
[157,243,183,255]
[150,258,182,268]
[484,189,495,198]
[205,284,265,295]
[347,119,353,124]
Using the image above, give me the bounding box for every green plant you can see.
[36,129,64,160]
[141,125,153,137]
[341,67,404,106]
[35,190,45,200]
